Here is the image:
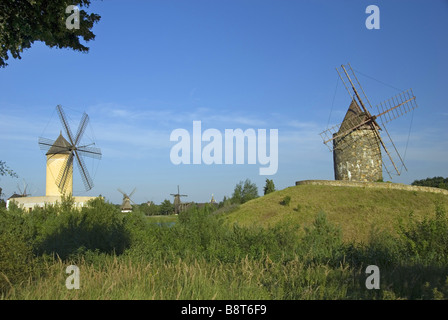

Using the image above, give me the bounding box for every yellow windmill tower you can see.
[45,132,73,196]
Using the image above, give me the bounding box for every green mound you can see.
[221,184,448,243]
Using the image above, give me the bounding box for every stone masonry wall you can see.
[333,129,382,182]
[295,180,448,196]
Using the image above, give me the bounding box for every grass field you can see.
[146,215,178,224]
[1,185,448,300]
[221,184,448,242]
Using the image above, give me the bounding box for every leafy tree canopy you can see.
[411,177,448,190]
[231,179,259,204]
[0,160,18,178]
[0,0,101,67]
[159,199,175,215]
[263,178,276,195]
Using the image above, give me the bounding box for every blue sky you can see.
[1,0,447,204]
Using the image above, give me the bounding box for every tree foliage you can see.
[159,199,175,215]
[0,160,18,178]
[263,178,276,195]
[137,201,159,216]
[0,0,101,67]
[411,177,448,190]
[231,179,259,204]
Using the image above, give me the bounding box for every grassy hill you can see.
[221,184,448,243]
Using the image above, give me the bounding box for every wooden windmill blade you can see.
[129,187,137,198]
[367,121,399,178]
[74,149,94,191]
[17,179,31,197]
[345,63,375,110]
[77,145,102,159]
[38,136,75,155]
[171,185,187,197]
[60,105,100,191]
[56,105,76,145]
[74,112,89,146]
[336,64,372,114]
[56,151,74,192]
[38,137,58,152]
[371,90,418,177]
[374,89,418,125]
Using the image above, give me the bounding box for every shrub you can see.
[263,179,276,195]
[399,202,448,265]
[36,196,131,260]
[280,195,291,206]
[300,211,343,264]
[0,208,38,294]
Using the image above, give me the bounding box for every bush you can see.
[280,195,291,206]
[0,208,38,294]
[36,196,131,260]
[263,179,276,195]
[300,211,343,264]
[399,202,448,265]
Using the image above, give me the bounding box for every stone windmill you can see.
[320,63,418,182]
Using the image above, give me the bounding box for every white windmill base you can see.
[6,195,98,213]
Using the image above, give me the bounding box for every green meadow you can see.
[1,185,448,300]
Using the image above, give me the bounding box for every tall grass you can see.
[1,195,448,300]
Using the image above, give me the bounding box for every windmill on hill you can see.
[320,63,418,182]
[171,185,188,214]
[38,105,102,196]
[118,188,136,213]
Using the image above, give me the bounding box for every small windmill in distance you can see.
[320,63,418,182]
[118,188,136,213]
[16,179,32,197]
[171,185,187,214]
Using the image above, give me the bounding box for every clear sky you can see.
[1,0,447,205]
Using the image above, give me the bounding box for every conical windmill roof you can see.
[46,132,72,155]
[338,98,372,133]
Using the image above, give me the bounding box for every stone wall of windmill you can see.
[333,128,383,182]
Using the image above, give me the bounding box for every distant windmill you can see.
[16,179,32,197]
[118,188,136,213]
[320,63,418,181]
[170,185,187,214]
[38,105,102,196]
